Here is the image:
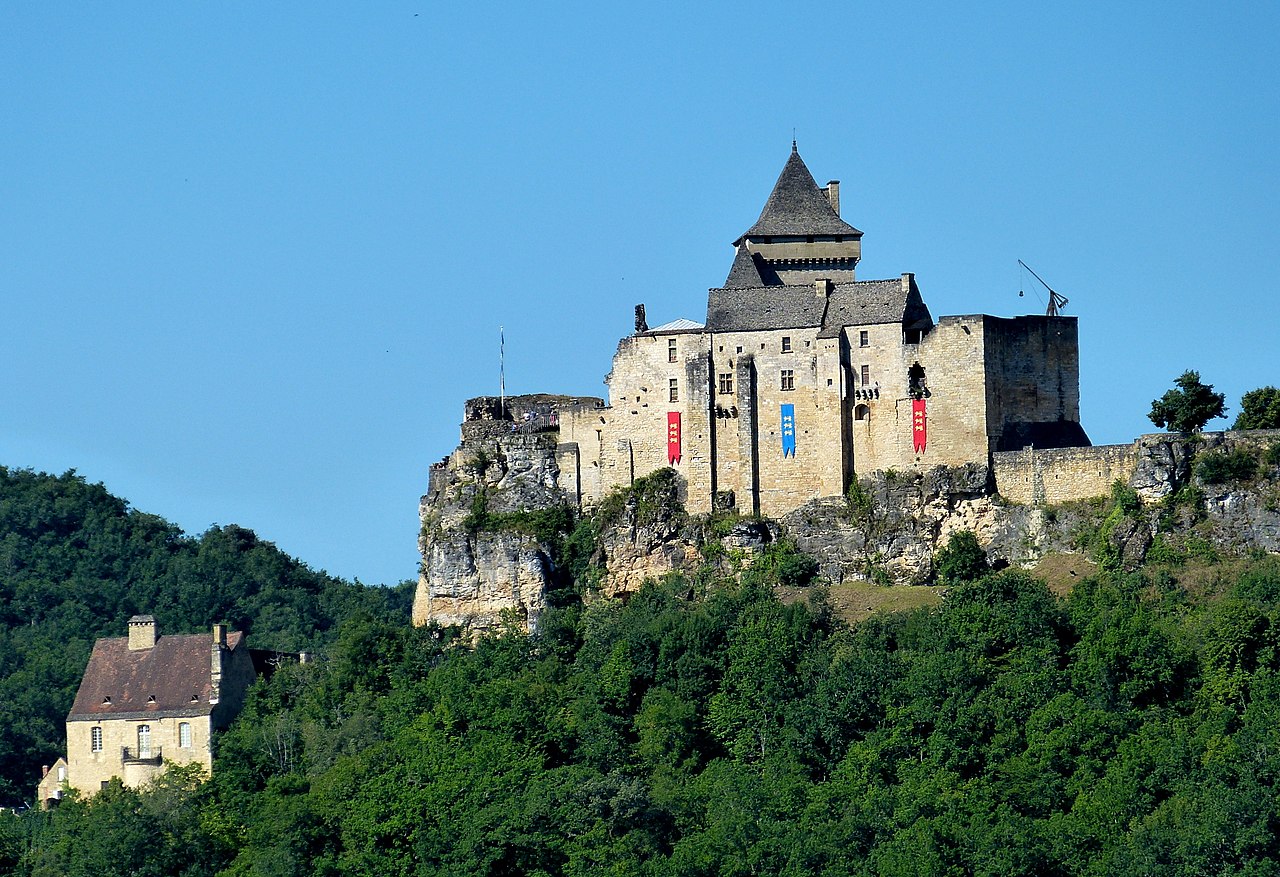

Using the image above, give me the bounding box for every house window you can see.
[859,330,869,348]
[781,336,792,353]
[179,722,192,748]
[669,378,679,402]
[860,365,870,386]
[718,373,733,395]
[137,725,151,758]
[90,727,102,752]
[668,338,677,362]
[781,370,795,391]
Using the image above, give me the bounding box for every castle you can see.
[547,145,1089,517]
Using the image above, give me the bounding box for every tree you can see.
[1148,370,1227,433]
[1234,386,1280,430]
[934,530,990,586]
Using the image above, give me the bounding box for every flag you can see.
[780,404,796,457]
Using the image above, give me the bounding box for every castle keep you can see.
[552,145,1088,517]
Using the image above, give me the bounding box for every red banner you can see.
[912,399,927,452]
[667,412,681,464]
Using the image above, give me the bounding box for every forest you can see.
[5,465,1280,875]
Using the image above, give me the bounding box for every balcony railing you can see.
[121,746,162,766]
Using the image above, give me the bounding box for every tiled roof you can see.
[707,278,934,336]
[68,631,244,721]
[706,284,827,332]
[817,279,933,337]
[735,148,862,243]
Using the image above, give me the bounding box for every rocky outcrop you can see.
[414,395,584,634]
[418,406,1280,632]
[782,464,1094,585]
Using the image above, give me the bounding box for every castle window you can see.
[718,373,733,395]
[179,722,192,749]
[736,346,742,354]
[860,365,870,386]
[855,404,870,421]
[90,727,102,753]
[859,330,869,348]
[669,378,678,402]
[781,370,795,391]
[668,338,677,362]
[137,725,152,758]
[781,336,792,353]
[909,362,928,399]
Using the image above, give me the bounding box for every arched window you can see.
[854,404,870,422]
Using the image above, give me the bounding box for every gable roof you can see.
[68,630,244,721]
[706,277,934,335]
[735,147,862,244]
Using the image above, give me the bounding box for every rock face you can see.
[782,463,1092,585]
[418,409,1280,633]
[413,398,577,634]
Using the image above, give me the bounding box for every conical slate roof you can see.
[723,244,780,287]
[735,146,862,243]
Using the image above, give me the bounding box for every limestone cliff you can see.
[413,396,579,634]
[418,402,1280,632]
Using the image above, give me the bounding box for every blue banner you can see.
[780,404,796,457]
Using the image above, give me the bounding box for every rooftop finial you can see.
[791,131,797,153]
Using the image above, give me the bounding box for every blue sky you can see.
[3,3,1277,586]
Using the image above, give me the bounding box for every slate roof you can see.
[68,630,244,721]
[817,279,934,338]
[706,278,934,335]
[735,147,862,244]
[723,245,781,287]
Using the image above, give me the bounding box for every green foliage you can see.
[0,467,409,805]
[1148,369,1228,433]
[934,530,990,586]
[1195,448,1259,484]
[18,463,1280,875]
[1233,386,1280,430]
[596,467,687,532]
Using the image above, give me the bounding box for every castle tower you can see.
[727,144,863,286]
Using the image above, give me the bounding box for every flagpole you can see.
[499,326,505,419]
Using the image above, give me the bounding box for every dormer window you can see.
[147,695,157,704]
[102,696,111,705]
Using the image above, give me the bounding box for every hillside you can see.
[0,467,411,805]
[6,457,1280,874]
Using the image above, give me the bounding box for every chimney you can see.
[127,615,156,651]
[634,304,648,334]
[825,180,840,216]
[211,624,226,704]
[901,272,914,295]
[815,278,832,299]
[42,764,49,778]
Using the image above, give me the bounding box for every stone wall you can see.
[993,444,1138,505]
[66,714,214,794]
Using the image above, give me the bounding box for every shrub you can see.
[935,530,990,586]
[1195,449,1259,485]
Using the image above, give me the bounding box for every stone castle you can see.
[412,147,1146,630]
[551,144,1087,517]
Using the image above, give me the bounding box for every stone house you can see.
[51,615,258,799]
[554,145,1088,517]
